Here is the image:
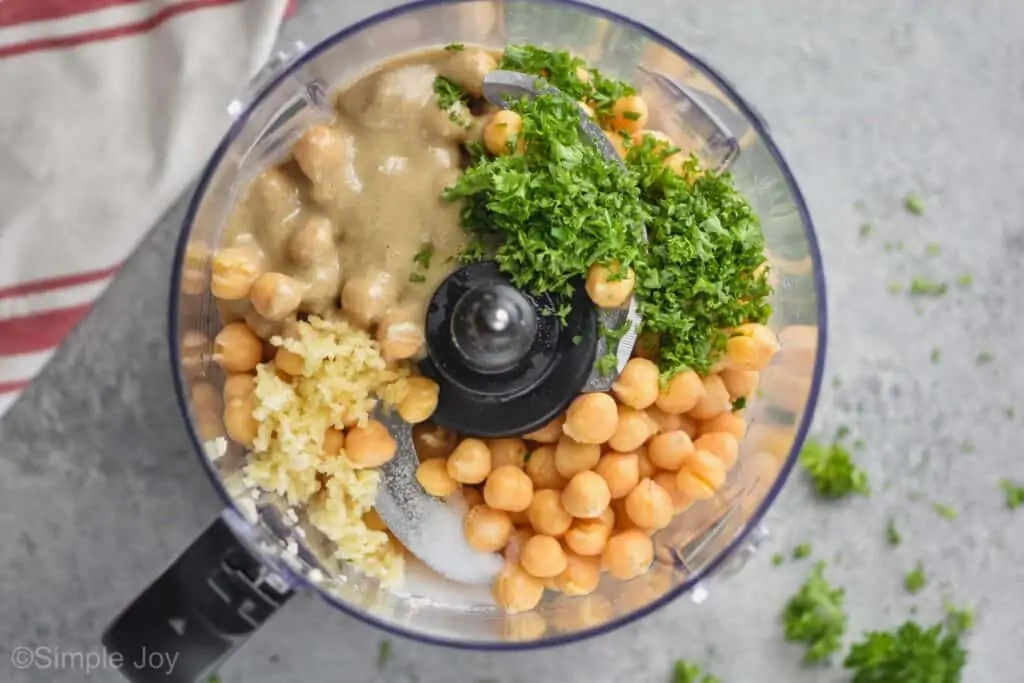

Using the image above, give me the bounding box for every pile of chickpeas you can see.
[411,321,778,614]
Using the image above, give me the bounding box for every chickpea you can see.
[527,489,573,536]
[377,305,426,362]
[585,261,636,309]
[464,504,513,553]
[525,445,568,490]
[608,95,649,134]
[524,414,564,443]
[563,393,618,444]
[612,358,660,410]
[648,430,695,471]
[250,273,305,321]
[564,518,610,557]
[694,431,741,468]
[493,562,544,614]
[462,485,484,509]
[720,367,760,401]
[211,246,265,301]
[520,535,568,578]
[289,215,334,266]
[636,445,657,480]
[399,376,440,425]
[726,323,780,371]
[594,452,640,499]
[554,436,601,478]
[341,270,397,328]
[487,438,527,469]
[293,124,346,185]
[655,370,705,414]
[224,395,258,446]
[602,529,654,580]
[503,528,533,564]
[552,552,601,596]
[699,413,747,442]
[412,422,458,460]
[653,471,692,513]
[416,458,459,498]
[323,427,345,457]
[346,419,397,469]
[223,373,255,403]
[214,322,263,372]
[624,478,674,530]
[446,438,492,484]
[440,48,497,97]
[608,406,654,453]
[689,374,731,420]
[275,347,305,376]
[561,471,611,519]
[484,110,524,157]
[484,465,535,513]
[675,450,727,500]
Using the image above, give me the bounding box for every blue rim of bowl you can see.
[169,0,828,652]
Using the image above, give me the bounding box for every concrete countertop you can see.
[2,1,1023,681]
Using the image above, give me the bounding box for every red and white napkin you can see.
[0,0,292,417]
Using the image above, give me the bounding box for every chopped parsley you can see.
[771,552,784,567]
[836,425,851,440]
[413,244,434,270]
[960,440,974,454]
[908,278,947,297]
[859,223,873,238]
[433,76,467,111]
[1005,405,1017,419]
[409,273,427,284]
[926,242,941,256]
[933,502,958,521]
[571,334,583,345]
[930,348,941,364]
[904,193,925,216]
[999,478,1024,510]
[955,273,973,288]
[975,351,994,366]
[844,616,968,683]
[799,438,870,498]
[885,518,902,546]
[943,601,975,638]
[792,543,812,560]
[904,561,927,594]
[596,351,619,376]
[887,281,903,295]
[782,562,847,664]
[672,660,720,683]
[444,42,465,51]
[731,396,747,411]
[377,640,392,671]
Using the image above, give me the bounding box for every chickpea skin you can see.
[487,438,528,469]
[211,246,265,300]
[224,395,258,446]
[553,552,601,596]
[412,422,458,460]
[464,504,513,553]
[493,562,544,614]
[555,436,601,478]
[484,110,524,157]
[636,445,657,480]
[700,413,748,441]
[612,358,660,409]
[720,367,760,400]
[289,215,334,266]
[525,445,568,490]
[602,529,654,580]
[564,519,610,557]
[447,438,492,484]
[563,393,619,445]
[655,370,705,414]
[594,452,640,499]
[399,376,440,425]
[521,535,568,578]
[345,419,397,468]
[214,322,263,373]
[694,431,740,468]
[608,406,654,453]
[648,430,695,471]
[561,471,611,519]
[484,465,535,513]
[726,323,780,371]
[524,414,565,444]
[689,374,731,420]
[527,489,573,536]
[416,458,459,498]
[675,450,727,500]
[250,273,306,321]
[608,95,649,134]
[624,478,674,530]
[585,261,635,308]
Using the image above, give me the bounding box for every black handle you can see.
[102,515,294,682]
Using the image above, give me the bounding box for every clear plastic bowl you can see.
[123,0,825,669]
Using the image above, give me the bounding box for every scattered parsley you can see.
[799,438,870,498]
[844,617,968,683]
[771,552,784,567]
[377,640,392,671]
[413,244,434,270]
[904,561,927,594]
[933,502,958,521]
[731,396,747,411]
[975,351,994,366]
[672,660,720,683]
[926,242,941,256]
[433,76,467,111]
[909,278,947,297]
[409,273,427,283]
[999,478,1024,510]
[444,42,465,51]
[885,518,902,546]
[859,223,873,238]
[596,351,619,376]
[943,601,975,638]
[955,273,973,288]
[782,562,847,664]
[793,543,812,560]
[930,348,941,364]
[904,193,925,216]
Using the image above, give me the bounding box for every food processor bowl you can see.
[102,2,825,680]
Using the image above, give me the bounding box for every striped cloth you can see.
[0,0,291,417]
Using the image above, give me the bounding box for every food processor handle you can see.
[102,514,294,682]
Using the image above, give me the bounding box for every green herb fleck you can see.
[956,273,973,288]
[999,478,1024,510]
[433,76,467,111]
[771,552,784,567]
[672,660,720,683]
[523,451,533,463]
[844,617,968,683]
[960,440,974,454]
[377,640,392,671]
[409,273,427,284]
[933,502,958,521]
[206,676,222,683]
[926,242,941,256]
[782,562,847,664]
[836,425,851,440]
[943,601,975,638]
[832,376,842,389]
[571,334,583,345]
[859,223,873,238]
[885,518,902,546]
[445,42,465,51]
[413,244,434,270]
[930,348,941,364]
[1005,405,1017,419]
[975,351,994,366]
[732,396,747,411]
[904,193,925,216]
[909,278,947,297]
[793,543,812,560]
[887,281,904,295]
[799,438,870,498]
[852,438,865,450]
[596,352,619,376]
[904,561,927,594]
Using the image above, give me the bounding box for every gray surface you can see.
[2,1,1023,681]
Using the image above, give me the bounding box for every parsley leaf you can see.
[859,223,873,238]
[904,193,926,216]
[930,348,941,364]
[445,42,465,51]
[377,640,392,671]
[409,273,427,284]
[975,351,994,366]
[414,244,434,270]
[771,552,784,566]
[904,561,927,594]
[433,76,467,111]
[955,273,973,288]
[782,562,847,664]
[799,438,870,498]
[885,518,902,546]
[672,660,720,683]
[844,618,968,683]
[731,396,747,411]
[793,543,812,560]
[999,478,1024,510]
[909,278,947,297]
[933,502,958,520]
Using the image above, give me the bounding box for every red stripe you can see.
[0,304,94,356]
[0,0,240,60]
[0,0,142,28]
[0,264,120,301]
[0,380,31,394]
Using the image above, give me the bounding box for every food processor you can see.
[101,2,826,681]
